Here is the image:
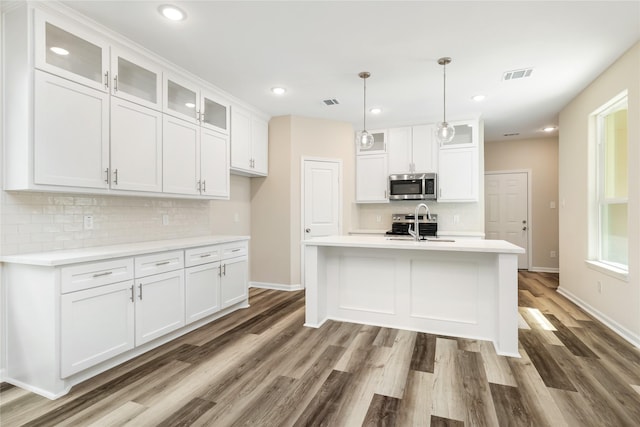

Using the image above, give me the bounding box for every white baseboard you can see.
[528,266,560,273]
[557,286,640,348]
[250,281,304,292]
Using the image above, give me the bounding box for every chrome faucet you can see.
[408,203,431,241]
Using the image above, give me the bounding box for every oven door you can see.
[388,176,425,200]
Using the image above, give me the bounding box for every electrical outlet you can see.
[162,214,169,226]
[597,281,602,293]
[83,215,93,230]
[234,213,240,223]
[376,215,382,223]
[550,201,556,209]
[453,214,460,224]
[550,251,556,258]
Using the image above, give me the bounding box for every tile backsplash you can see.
[0,191,211,256]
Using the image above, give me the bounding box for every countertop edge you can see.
[0,235,251,267]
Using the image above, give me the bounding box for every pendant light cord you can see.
[363,75,367,131]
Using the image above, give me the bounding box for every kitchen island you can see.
[303,236,524,357]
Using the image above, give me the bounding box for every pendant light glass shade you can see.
[436,57,455,144]
[357,71,374,150]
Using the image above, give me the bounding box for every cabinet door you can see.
[163,115,200,195]
[34,71,109,189]
[200,129,229,198]
[221,256,248,308]
[61,281,135,377]
[438,148,478,202]
[387,127,412,174]
[35,11,109,93]
[135,270,185,346]
[110,98,162,192]
[412,124,438,172]
[356,154,389,203]
[200,89,230,134]
[251,116,269,175]
[163,73,199,124]
[185,262,221,324]
[230,106,252,172]
[438,121,476,149]
[111,47,162,110]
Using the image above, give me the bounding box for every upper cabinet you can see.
[230,105,268,176]
[110,47,163,111]
[164,73,230,135]
[35,11,109,93]
[438,120,478,149]
[437,119,482,202]
[4,4,262,198]
[387,125,437,174]
[356,130,387,155]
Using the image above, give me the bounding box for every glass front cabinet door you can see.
[110,48,163,110]
[35,11,110,93]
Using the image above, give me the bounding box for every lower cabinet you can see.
[3,237,249,399]
[61,280,135,378]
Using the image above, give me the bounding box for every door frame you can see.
[300,156,343,288]
[485,169,533,270]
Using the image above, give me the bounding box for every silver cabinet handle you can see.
[197,180,201,192]
[222,264,226,276]
[202,180,206,192]
[218,265,222,277]
[104,71,109,89]
[130,285,134,302]
[113,169,119,185]
[138,283,143,300]
[232,248,241,252]
[104,167,109,184]
[113,74,118,92]
[93,271,113,278]
[200,253,212,258]
[155,261,170,266]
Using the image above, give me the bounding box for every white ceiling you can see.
[62,0,640,141]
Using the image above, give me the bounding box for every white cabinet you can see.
[34,10,110,93]
[163,115,230,198]
[438,120,478,149]
[163,73,230,135]
[34,71,110,189]
[110,98,163,192]
[110,47,163,111]
[355,129,387,155]
[61,281,135,377]
[230,105,269,176]
[185,245,222,324]
[438,147,478,202]
[135,270,185,345]
[221,255,248,308]
[388,125,438,174]
[356,154,389,203]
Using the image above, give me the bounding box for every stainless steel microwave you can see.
[388,173,437,201]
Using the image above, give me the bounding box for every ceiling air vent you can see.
[322,98,340,106]
[502,68,533,81]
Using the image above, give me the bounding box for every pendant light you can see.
[436,57,455,144]
[356,71,374,150]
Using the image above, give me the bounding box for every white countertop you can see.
[0,235,250,267]
[303,235,524,254]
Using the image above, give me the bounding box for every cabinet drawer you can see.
[185,246,222,267]
[221,242,248,259]
[61,258,134,294]
[135,251,184,278]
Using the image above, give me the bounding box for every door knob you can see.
[305,228,311,233]
[522,226,527,231]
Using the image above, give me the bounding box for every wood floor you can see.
[1,271,640,426]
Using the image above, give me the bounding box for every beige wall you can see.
[558,42,639,344]
[485,137,559,271]
[210,175,252,236]
[250,115,354,287]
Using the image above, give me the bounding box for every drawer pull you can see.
[155,261,171,266]
[138,284,143,300]
[231,248,242,252]
[130,285,134,302]
[92,271,113,278]
[199,254,212,258]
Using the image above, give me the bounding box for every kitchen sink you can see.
[386,237,455,242]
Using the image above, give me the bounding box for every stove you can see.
[386,213,438,237]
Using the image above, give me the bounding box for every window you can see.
[591,92,628,273]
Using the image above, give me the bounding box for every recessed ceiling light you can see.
[543,126,557,132]
[50,46,69,56]
[185,102,196,108]
[159,5,186,21]
[471,95,486,102]
[271,87,286,95]
[370,107,382,114]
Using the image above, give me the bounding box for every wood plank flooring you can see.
[2,271,640,426]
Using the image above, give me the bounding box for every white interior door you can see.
[485,172,529,269]
[303,159,341,238]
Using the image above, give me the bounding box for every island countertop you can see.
[303,235,524,254]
